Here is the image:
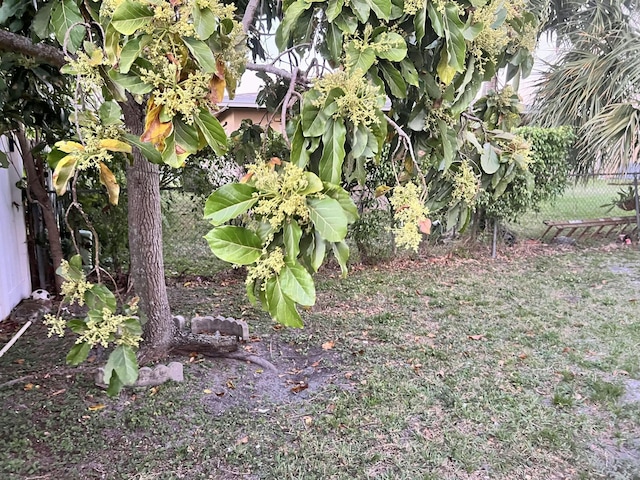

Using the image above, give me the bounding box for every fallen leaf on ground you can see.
[290,382,308,394]
[322,340,335,350]
[24,383,34,391]
[236,436,249,445]
[88,404,105,411]
[149,386,159,396]
[303,416,313,426]
[226,379,236,389]
[14,358,24,365]
[203,389,212,394]
[468,334,485,341]
[51,389,66,396]
[311,360,321,367]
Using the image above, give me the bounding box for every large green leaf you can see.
[194,108,227,155]
[98,101,123,126]
[319,119,346,184]
[325,22,343,62]
[345,42,375,73]
[326,0,344,22]
[307,197,348,242]
[51,0,85,53]
[379,61,406,98]
[302,92,338,137]
[103,345,138,385]
[183,37,218,74]
[265,277,303,327]
[275,0,311,49]
[32,2,54,39]
[332,241,350,278]
[161,132,182,168]
[283,220,302,260]
[85,284,117,312]
[300,171,324,195]
[323,184,358,223]
[280,260,316,306]
[373,32,406,61]
[66,342,90,366]
[204,183,257,226]
[350,0,370,23]
[193,6,217,40]
[174,117,199,154]
[111,0,154,35]
[107,70,154,95]
[119,35,150,74]
[123,133,163,164]
[364,0,391,19]
[205,226,262,265]
[481,142,500,174]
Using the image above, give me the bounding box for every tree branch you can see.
[242,0,262,33]
[246,62,305,83]
[0,30,66,68]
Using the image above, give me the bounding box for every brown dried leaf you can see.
[88,404,105,411]
[468,334,485,341]
[290,382,308,394]
[236,436,249,445]
[322,340,335,350]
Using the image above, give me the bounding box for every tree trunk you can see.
[15,127,64,293]
[121,100,173,361]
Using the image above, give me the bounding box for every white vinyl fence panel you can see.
[0,136,31,320]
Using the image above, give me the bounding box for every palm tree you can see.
[532,0,640,174]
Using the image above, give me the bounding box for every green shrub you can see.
[349,209,395,263]
[477,126,575,221]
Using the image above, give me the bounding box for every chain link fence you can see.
[26,171,639,285]
[511,172,640,241]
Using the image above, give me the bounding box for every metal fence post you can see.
[634,172,640,246]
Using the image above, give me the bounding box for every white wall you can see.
[0,135,32,320]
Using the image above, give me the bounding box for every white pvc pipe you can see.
[0,321,32,358]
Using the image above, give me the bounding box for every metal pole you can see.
[634,173,640,247]
[0,321,32,358]
[492,219,498,258]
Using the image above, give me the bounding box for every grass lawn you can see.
[1,244,640,479]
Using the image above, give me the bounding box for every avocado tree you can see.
[0,0,540,390]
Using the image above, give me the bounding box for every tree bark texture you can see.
[0,30,66,68]
[15,128,64,292]
[121,100,173,358]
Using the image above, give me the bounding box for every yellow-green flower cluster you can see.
[44,313,66,338]
[246,247,286,286]
[312,71,385,128]
[142,67,212,124]
[249,161,311,230]
[403,0,425,15]
[470,0,537,65]
[75,308,140,349]
[58,260,91,306]
[389,182,430,251]
[450,161,479,207]
[64,51,106,94]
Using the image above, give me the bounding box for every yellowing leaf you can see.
[208,64,226,105]
[99,139,132,153]
[141,101,173,148]
[437,55,457,86]
[87,49,104,66]
[55,140,85,153]
[52,154,79,195]
[203,389,212,394]
[88,404,106,411]
[98,162,120,205]
[419,218,432,235]
[375,185,391,197]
